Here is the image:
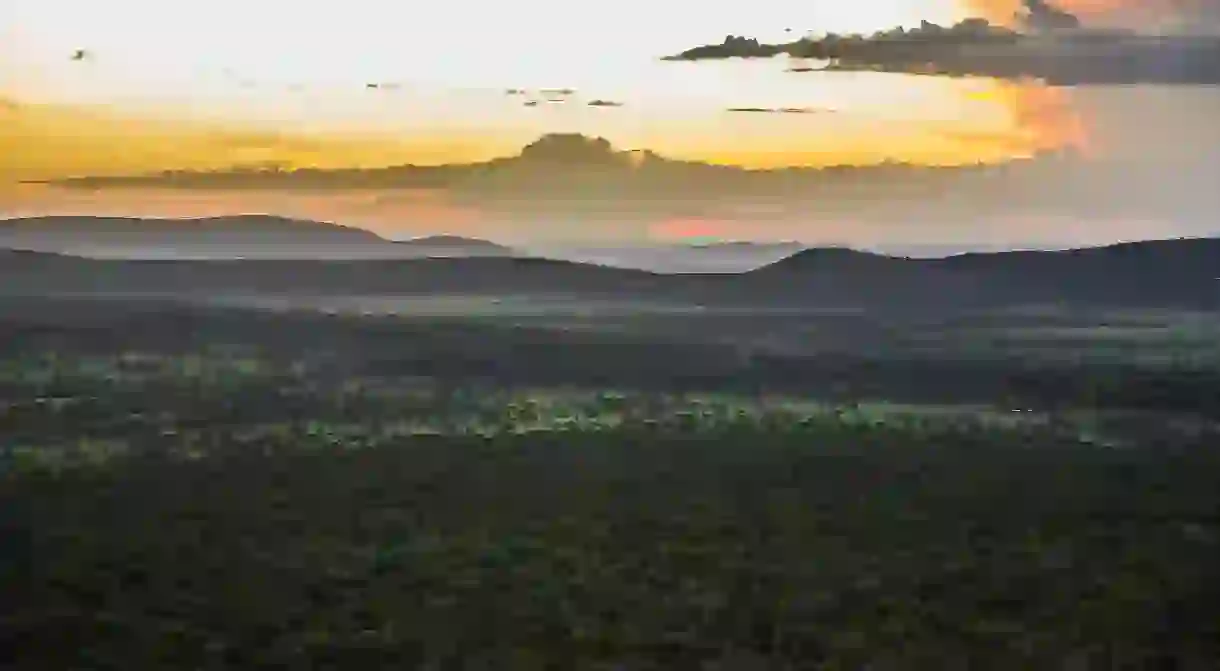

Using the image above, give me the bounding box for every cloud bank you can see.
[667,4,1220,85]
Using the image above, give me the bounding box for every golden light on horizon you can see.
[0,76,1090,184]
[650,217,740,242]
[963,0,1170,26]
[0,185,501,240]
[636,77,1091,168]
[1,0,1098,186]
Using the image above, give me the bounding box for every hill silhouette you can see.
[2,237,1216,310]
[394,236,514,255]
[0,215,380,242]
[0,216,518,260]
[689,241,807,253]
[743,238,1220,309]
[549,242,809,273]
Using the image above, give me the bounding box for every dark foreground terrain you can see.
[4,298,1220,669]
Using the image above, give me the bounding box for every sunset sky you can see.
[3,0,1219,246]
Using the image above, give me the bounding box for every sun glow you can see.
[3,0,1092,182]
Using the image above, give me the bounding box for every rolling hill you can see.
[539,241,807,273]
[392,236,514,257]
[0,216,517,260]
[1,237,1216,310]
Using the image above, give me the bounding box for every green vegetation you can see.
[4,302,1220,667]
[7,409,1220,668]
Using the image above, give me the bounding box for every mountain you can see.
[534,242,807,273]
[0,251,671,298]
[745,238,1220,309]
[738,247,963,309]
[0,216,518,260]
[393,236,514,257]
[0,215,380,243]
[0,215,384,258]
[928,237,1220,307]
[1,238,1216,310]
[690,241,806,252]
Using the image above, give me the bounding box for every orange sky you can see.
[973,0,1219,26]
[0,68,1096,245]
[0,185,499,241]
[13,0,1207,246]
[0,76,1091,182]
[0,0,1111,185]
[967,0,1142,23]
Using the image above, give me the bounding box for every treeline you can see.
[6,422,1220,668]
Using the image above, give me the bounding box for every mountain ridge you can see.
[0,215,518,259]
[0,215,383,239]
[2,236,1216,310]
[393,235,514,253]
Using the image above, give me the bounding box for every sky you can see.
[3,0,1060,168]
[3,0,1220,246]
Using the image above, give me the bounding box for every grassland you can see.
[4,299,1220,668]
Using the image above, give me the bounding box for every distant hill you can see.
[0,215,382,258]
[745,238,1220,309]
[536,241,807,273]
[1,237,1216,310]
[689,241,806,252]
[0,216,517,260]
[0,252,670,298]
[927,237,1220,307]
[393,236,514,257]
[688,241,807,260]
[752,247,920,276]
[0,215,381,244]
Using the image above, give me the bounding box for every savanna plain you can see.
[4,293,1220,669]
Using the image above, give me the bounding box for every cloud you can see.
[22,132,961,193]
[1017,0,1082,33]
[0,97,522,183]
[1,185,496,241]
[973,0,1220,34]
[15,131,1176,222]
[671,10,1220,84]
[725,106,836,115]
[10,120,1220,249]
